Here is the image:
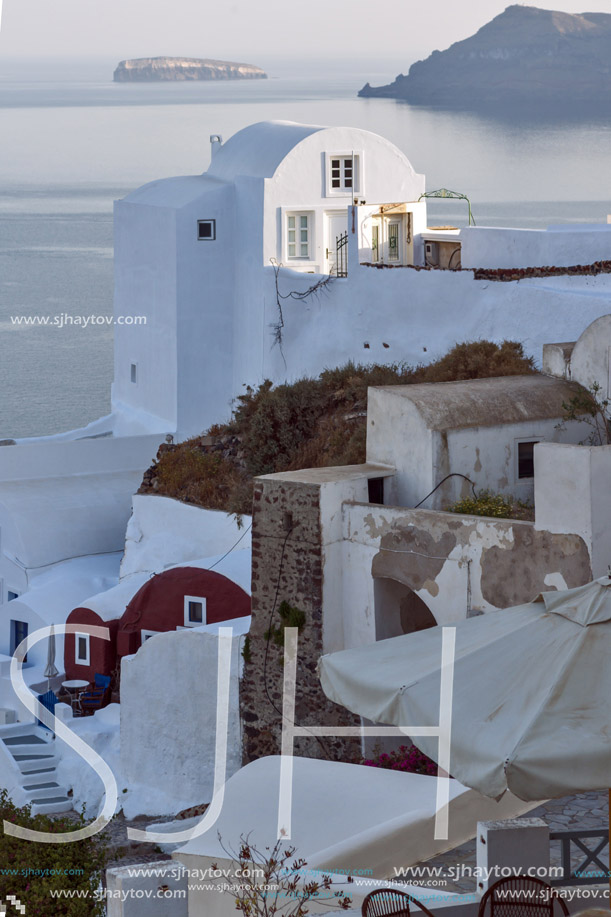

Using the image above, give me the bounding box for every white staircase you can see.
[0,723,72,815]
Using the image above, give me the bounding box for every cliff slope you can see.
[359,5,611,106]
[114,57,267,82]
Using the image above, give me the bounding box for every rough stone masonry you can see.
[240,476,360,764]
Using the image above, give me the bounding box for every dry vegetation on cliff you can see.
[139,340,537,516]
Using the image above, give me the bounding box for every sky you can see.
[2,0,611,64]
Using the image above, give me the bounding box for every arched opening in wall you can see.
[374,578,437,642]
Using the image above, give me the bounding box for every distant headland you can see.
[114,57,268,82]
[358,5,611,107]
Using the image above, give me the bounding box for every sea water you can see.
[1,56,611,438]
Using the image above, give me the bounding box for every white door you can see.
[386,219,401,263]
[325,213,347,274]
[370,215,409,265]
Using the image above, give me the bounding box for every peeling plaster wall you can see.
[320,477,373,654]
[439,419,585,506]
[241,462,594,765]
[367,384,586,509]
[341,503,591,649]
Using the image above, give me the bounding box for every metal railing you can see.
[335,231,348,278]
[550,829,609,886]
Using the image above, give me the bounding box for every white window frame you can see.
[75,632,90,666]
[325,152,363,197]
[184,596,207,627]
[197,219,216,241]
[286,211,313,261]
[141,629,161,646]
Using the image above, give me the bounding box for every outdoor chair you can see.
[80,674,111,715]
[361,889,437,917]
[477,876,569,917]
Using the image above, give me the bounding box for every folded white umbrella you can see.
[319,577,611,802]
[43,624,59,687]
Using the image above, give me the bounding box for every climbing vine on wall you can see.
[270,259,335,365]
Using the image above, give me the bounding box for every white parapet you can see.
[106,861,188,917]
[476,818,550,894]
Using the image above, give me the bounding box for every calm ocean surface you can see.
[1,56,611,438]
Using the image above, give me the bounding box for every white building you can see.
[112,119,611,441]
[366,374,584,510]
[112,121,427,438]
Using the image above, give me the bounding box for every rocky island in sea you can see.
[358,5,611,108]
[114,57,267,82]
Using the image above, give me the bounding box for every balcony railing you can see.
[550,829,609,886]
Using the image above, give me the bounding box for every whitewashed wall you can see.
[120,496,251,579]
[461,225,611,270]
[535,441,611,578]
[111,122,611,442]
[568,313,611,396]
[258,239,611,398]
[0,436,159,606]
[0,435,161,481]
[120,624,247,812]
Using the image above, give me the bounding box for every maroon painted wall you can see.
[64,568,251,686]
[116,566,251,657]
[64,608,120,682]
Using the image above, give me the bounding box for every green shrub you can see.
[449,489,533,520]
[559,381,611,445]
[0,790,109,915]
[264,600,306,647]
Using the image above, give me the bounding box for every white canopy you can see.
[319,577,611,801]
[175,756,534,880]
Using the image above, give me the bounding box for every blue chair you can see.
[80,674,111,715]
[36,690,58,733]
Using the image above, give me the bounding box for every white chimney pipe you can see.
[210,134,223,158]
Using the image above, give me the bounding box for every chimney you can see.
[210,134,223,158]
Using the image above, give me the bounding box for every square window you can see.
[327,154,360,195]
[75,632,90,666]
[141,630,160,646]
[197,220,216,241]
[518,441,538,479]
[184,596,207,627]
